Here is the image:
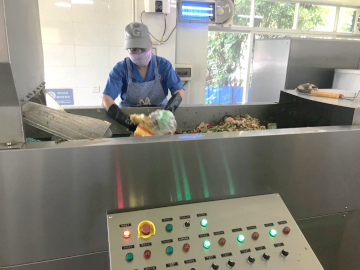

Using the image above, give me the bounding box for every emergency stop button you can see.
[141,224,151,235]
[138,221,156,239]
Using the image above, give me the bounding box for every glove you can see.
[164,92,182,113]
[107,104,137,132]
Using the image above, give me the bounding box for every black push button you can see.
[262,253,271,261]
[281,249,289,257]
[227,259,235,267]
[247,255,255,264]
[184,221,191,228]
[211,262,219,270]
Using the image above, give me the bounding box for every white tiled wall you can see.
[39,0,134,106]
[39,0,208,106]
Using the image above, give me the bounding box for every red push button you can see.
[218,237,226,246]
[143,249,151,259]
[141,224,151,235]
[182,243,190,252]
[252,232,259,240]
[283,227,291,234]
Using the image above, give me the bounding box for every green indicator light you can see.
[166,224,173,232]
[269,229,277,237]
[237,234,245,243]
[200,219,208,227]
[203,240,211,249]
[125,252,133,262]
[166,246,173,255]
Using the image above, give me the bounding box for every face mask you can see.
[129,49,152,67]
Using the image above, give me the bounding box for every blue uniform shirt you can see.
[103,56,184,102]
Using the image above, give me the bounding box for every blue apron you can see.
[120,55,167,107]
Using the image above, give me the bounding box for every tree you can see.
[206,0,329,95]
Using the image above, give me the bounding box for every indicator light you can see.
[125,252,133,262]
[166,224,173,232]
[269,229,277,237]
[252,232,259,240]
[237,234,245,243]
[218,237,226,246]
[123,230,131,238]
[183,243,190,252]
[200,219,208,227]
[143,249,151,259]
[203,240,211,249]
[166,246,173,255]
[283,226,291,234]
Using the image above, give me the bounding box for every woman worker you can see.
[101,22,184,131]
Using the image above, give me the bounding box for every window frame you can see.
[208,0,360,104]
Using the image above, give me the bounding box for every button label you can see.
[161,239,173,244]
[140,242,152,247]
[214,231,224,235]
[184,259,196,264]
[240,248,251,254]
[264,223,274,227]
[278,220,287,225]
[122,245,135,250]
[178,236,189,241]
[255,246,266,251]
[232,228,242,232]
[165,262,178,268]
[204,255,216,260]
[274,242,285,247]
[180,215,190,219]
[197,213,207,217]
[119,223,131,227]
[162,218,173,222]
[144,267,157,270]
[198,233,210,238]
[221,252,233,257]
[247,226,257,230]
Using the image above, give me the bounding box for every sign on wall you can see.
[47,89,74,105]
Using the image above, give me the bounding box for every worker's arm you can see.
[102,94,116,111]
[162,58,185,112]
[102,64,137,131]
[174,89,185,99]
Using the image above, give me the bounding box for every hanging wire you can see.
[141,11,176,44]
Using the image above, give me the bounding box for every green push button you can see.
[166,224,173,232]
[166,246,174,255]
[125,252,133,262]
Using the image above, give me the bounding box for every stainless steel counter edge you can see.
[20,125,360,150]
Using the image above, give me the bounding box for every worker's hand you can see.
[164,92,182,113]
[107,104,137,132]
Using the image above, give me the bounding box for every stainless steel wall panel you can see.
[0,252,109,270]
[250,39,291,103]
[286,39,360,90]
[4,0,44,103]
[1,128,360,267]
[0,0,8,63]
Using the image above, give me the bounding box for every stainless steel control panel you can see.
[107,194,323,270]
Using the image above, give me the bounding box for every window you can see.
[206,32,249,104]
[298,4,336,31]
[337,7,357,33]
[255,0,296,29]
[207,1,358,104]
[233,0,251,27]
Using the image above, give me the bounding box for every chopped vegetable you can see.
[178,114,266,134]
